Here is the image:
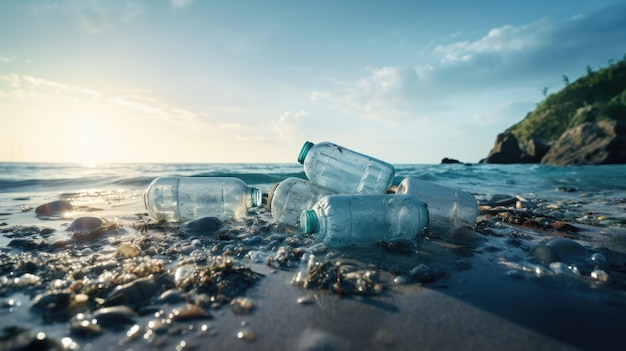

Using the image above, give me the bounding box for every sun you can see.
[69,115,110,164]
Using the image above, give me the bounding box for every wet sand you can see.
[1,189,625,350]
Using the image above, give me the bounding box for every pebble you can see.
[35,200,73,216]
[445,227,486,246]
[180,216,222,236]
[116,243,142,258]
[158,289,186,304]
[545,238,587,262]
[479,194,518,207]
[67,217,103,234]
[410,264,435,283]
[108,276,158,306]
[92,305,137,328]
[230,297,254,315]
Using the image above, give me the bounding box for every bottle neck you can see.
[297,141,314,164]
[300,209,319,234]
[249,187,262,207]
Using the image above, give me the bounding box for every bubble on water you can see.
[61,337,78,350]
[591,269,609,282]
[590,253,608,269]
[532,264,554,278]
[245,250,267,263]
[549,262,580,277]
[393,275,409,284]
[237,328,256,342]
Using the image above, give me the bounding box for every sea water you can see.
[1,162,625,246]
[1,162,625,214]
[1,162,625,350]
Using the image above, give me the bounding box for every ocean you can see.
[1,162,625,350]
[2,162,626,221]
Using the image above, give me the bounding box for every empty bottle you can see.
[268,177,335,227]
[395,177,478,230]
[297,141,395,194]
[300,194,429,248]
[143,176,261,222]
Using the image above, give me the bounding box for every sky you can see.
[1,0,626,164]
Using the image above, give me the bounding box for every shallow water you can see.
[1,162,625,350]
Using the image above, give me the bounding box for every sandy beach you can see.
[1,181,625,351]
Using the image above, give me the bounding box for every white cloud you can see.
[313,3,626,125]
[273,110,306,140]
[170,0,194,8]
[0,73,238,126]
[0,55,16,63]
[434,20,550,63]
[314,66,425,123]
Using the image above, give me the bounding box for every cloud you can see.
[0,73,212,125]
[434,20,550,64]
[0,55,16,63]
[313,3,626,123]
[273,110,306,140]
[312,66,432,122]
[170,0,194,8]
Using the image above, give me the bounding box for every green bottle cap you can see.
[300,209,318,234]
[297,141,314,164]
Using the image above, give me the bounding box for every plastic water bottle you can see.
[268,177,335,227]
[395,177,478,229]
[143,176,261,222]
[300,194,429,248]
[297,141,395,194]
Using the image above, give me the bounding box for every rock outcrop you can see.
[540,121,626,165]
[481,133,525,164]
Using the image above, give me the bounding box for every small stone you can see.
[180,216,222,236]
[35,200,73,216]
[297,296,314,305]
[230,297,254,315]
[550,221,579,232]
[92,305,137,328]
[67,217,103,234]
[115,243,141,258]
[410,264,435,283]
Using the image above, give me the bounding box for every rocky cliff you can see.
[482,56,626,165]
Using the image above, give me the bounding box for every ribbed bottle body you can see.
[299,141,395,194]
[395,177,478,229]
[269,177,335,227]
[301,194,429,247]
[143,176,261,222]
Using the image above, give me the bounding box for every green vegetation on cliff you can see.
[506,55,626,144]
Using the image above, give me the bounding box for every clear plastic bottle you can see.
[267,177,335,227]
[143,176,261,222]
[395,177,478,230]
[300,194,429,248]
[297,141,395,194]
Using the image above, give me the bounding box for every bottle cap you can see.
[266,182,280,211]
[300,209,319,234]
[297,141,314,164]
[250,187,262,207]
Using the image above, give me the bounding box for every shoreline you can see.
[1,185,625,350]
